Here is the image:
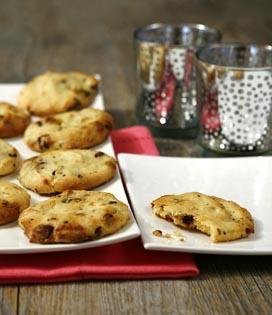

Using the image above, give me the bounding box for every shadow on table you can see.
[195,254,272,278]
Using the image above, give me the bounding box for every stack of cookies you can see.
[0,71,130,244]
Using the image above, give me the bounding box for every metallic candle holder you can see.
[134,23,221,138]
[196,43,272,155]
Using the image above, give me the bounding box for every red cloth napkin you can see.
[0,126,199,284]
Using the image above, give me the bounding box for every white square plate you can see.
[0,84,140,254]
[118,153,272,255]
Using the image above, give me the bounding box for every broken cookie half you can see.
[151,192,254,242]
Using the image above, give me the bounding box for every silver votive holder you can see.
[134,23,221,138]
[196,43,272,155]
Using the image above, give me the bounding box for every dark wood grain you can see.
[1,0,272,314]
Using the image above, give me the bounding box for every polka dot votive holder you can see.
[196,43,272,155]
[134,23,221,138]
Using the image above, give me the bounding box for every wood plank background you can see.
[1,0,272,314]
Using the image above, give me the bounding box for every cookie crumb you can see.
[152,229,185,242]
[153,230,162,237]
[173,230,183,237]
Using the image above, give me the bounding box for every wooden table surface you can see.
[1,0,272,314]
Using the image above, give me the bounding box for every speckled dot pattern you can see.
[198,63,272,153]
[217,71,272,146]
[168,47,186,80]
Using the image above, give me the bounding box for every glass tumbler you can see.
[134,23,221,138]
[196,43,272,154]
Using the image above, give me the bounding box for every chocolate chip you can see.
[90,85,98,90]
[246,227,254,234]
[69,99,81,110]
[165,214,173,222]
[182,215,194,225]
[103,213,115,225]
[109,201,117,204]
[94,152,105,158]
[37,134,51,150]
[34,225,54,241]
[94,226,102,237]
[8,153,17,157]
[43,178,49,185]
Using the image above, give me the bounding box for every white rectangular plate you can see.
[118,153,272,255]
[0,84,140,254]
